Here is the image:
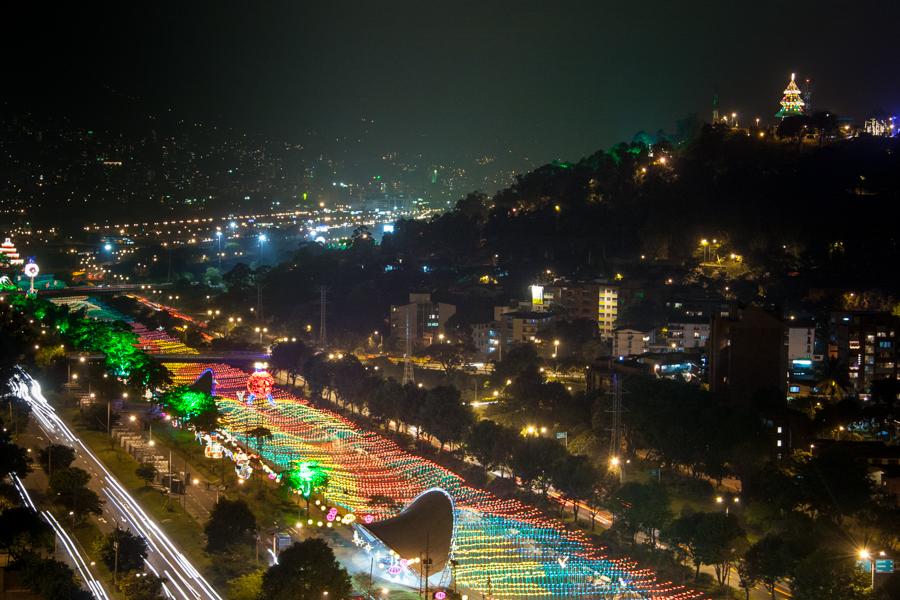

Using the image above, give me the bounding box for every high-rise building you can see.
[710,307,787,404]
[665,316,711,351]
[542,280,619,339]
[389,293,456,347]
[612,327,653,357]
[829,311,898,398]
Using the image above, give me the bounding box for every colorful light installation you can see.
[245,363,276,406]
[776,72,805,118]
[162,361,701,600]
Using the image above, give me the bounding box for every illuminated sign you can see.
[530,285,544,306]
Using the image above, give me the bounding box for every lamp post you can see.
[715,494,740,515]
[258,233,267,262]
[858,549,874,588]
[215,230,223,266]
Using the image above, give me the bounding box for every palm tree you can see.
[245,426,273,490]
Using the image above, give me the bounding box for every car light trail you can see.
[10,473,110,600]
[11,367,222,600]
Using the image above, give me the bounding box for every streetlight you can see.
[716,494,740,514]
[859,549,875,588]
[215,230,223,266]
[258,233,267,262]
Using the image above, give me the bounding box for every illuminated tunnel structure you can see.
[359,488,455,578]
[66,297,701,599]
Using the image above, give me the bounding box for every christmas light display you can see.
[23,259,39,294]
[162,361,701,599]
[776,72,805,119]
[245,363,276,406]
[159,385,217,423]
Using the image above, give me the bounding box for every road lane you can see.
[10,367,223,600]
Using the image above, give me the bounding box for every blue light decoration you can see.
[165,359,704,599]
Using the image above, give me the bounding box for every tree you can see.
[615,482,671,547]
[270,341,310,385]
[135,463,158,487]
[418,342,473,376]
[261,538,352,600]
[509,436,567,496]
[872,572,900,600]
[17,553,93,600]
[81,402,120,432]
[491,343,540,387]
[794,448,872,522]
[205,498,257,553]
[117,571,166,600]
[38,444,76,474]
[586,473,618,531]
[0,507,54,559]
[228,569,265,600]
[49,467,102,519]
[553,454,598,520]
[743,535,795,600]
[790,549,868,600]
[693,512,747,586]
[423,385,474,451]
[0,428,30,475]
[94,527,149,573]
[158,386,218,430]
[464,420,509,475]
[735,554,760,600]
[330,355,369,411]
[245,426,273,463]
[368,377,404,430]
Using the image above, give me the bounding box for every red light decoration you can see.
[246,368,275,398]
[145,327,701,598]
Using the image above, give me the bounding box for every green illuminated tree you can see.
[158,385,218,431]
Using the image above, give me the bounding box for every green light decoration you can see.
[776,72,805,118]
[283,460,329,498]
[159,385,218,423]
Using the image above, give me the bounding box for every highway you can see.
[10,367,223,600]
[9,472,111,599]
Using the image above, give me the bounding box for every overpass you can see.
[67,350,270,364]
[38,283,173,297]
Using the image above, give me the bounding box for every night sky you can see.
[7,1,900,164]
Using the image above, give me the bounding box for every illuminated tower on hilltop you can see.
[776,73,805,119]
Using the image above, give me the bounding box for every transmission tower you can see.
[608,373,623,459]
[401,310,415,385]
[319,286,327,349]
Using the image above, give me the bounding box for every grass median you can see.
[62,407,212,575]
